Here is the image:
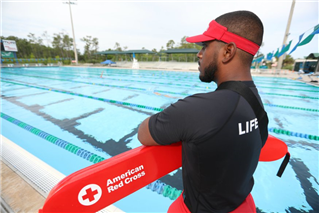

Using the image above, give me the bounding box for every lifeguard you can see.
[138,10,267,212]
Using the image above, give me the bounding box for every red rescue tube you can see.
[39,143,182,213]
[259,135,288,162]
[39,135,288,213]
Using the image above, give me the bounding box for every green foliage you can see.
[166,40,175,49]
[282,64,293,70]
[282,54,295,69]
[283,54,295,64]
[80,35,99,62]
[1,33,203,63]
[63,59,71,65]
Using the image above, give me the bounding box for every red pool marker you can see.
[39,135,289,213]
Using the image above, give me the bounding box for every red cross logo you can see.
[78,184,102,206]
[82,188,98,202]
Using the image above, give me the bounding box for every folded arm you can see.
[138,117,160,146]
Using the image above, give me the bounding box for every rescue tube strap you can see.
[217,81,290,177]
[277,152,291,177]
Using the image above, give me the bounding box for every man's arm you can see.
[138,117,160,146]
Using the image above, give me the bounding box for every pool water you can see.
[1,67,319,212]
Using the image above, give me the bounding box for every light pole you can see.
[277,0,295,71]
[64,0,78,65]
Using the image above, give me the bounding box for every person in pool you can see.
[138,10,267,213]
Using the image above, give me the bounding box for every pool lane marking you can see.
[1,79,319,112]
[1,70,207,90]
[3,68,315,89]
[1,79,163,112]
[0,112,106,164]
[258,91,318,99]
[2,67,316,88]
[3,70,318,92]
[1,72,146,92]
[154,89,319,100]
[2,72,319,100]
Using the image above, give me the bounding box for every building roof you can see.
[124,49,154,54]
[95,49,154,55]
[160,48,199,54]
[306,53,319,59]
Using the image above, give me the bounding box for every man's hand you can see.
[138,117,159,146]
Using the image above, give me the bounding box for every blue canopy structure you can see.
[100,60,116,65]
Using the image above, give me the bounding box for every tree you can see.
[282,54,295,69]
[62,34,73,58]
[114,42,121,51]
[283,54,294,64]
[81,35,99,61]
[52,33,64,57]
[166,40,175,49]
[27,33,40,58]
[42,31,51,47]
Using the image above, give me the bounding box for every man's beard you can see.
[199,60,218,83]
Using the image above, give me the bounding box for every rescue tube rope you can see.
[0,112,106,163]
[268,127,319,140]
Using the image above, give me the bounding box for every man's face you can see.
[197,41,220,83]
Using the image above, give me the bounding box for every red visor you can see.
[186,20,260,55]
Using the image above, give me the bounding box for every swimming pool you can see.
[1,67,318,212]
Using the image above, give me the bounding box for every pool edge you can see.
[0,135,125,213]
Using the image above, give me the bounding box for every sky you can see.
[1,0,319,59]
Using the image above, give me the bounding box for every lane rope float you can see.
[146,180,182,200]
[0,112,106,163]
[2,78,318,113]
[2,71,319,100]
[263,103,318,112]
[268,127,319,140]
[1,79,163,112]
[3,70,318,92]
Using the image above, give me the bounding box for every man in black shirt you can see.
[138,10,266,213]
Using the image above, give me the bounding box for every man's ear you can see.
[222,42,237,63]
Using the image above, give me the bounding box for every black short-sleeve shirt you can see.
[149,81,264,213]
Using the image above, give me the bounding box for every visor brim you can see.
[186,34,216,43]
